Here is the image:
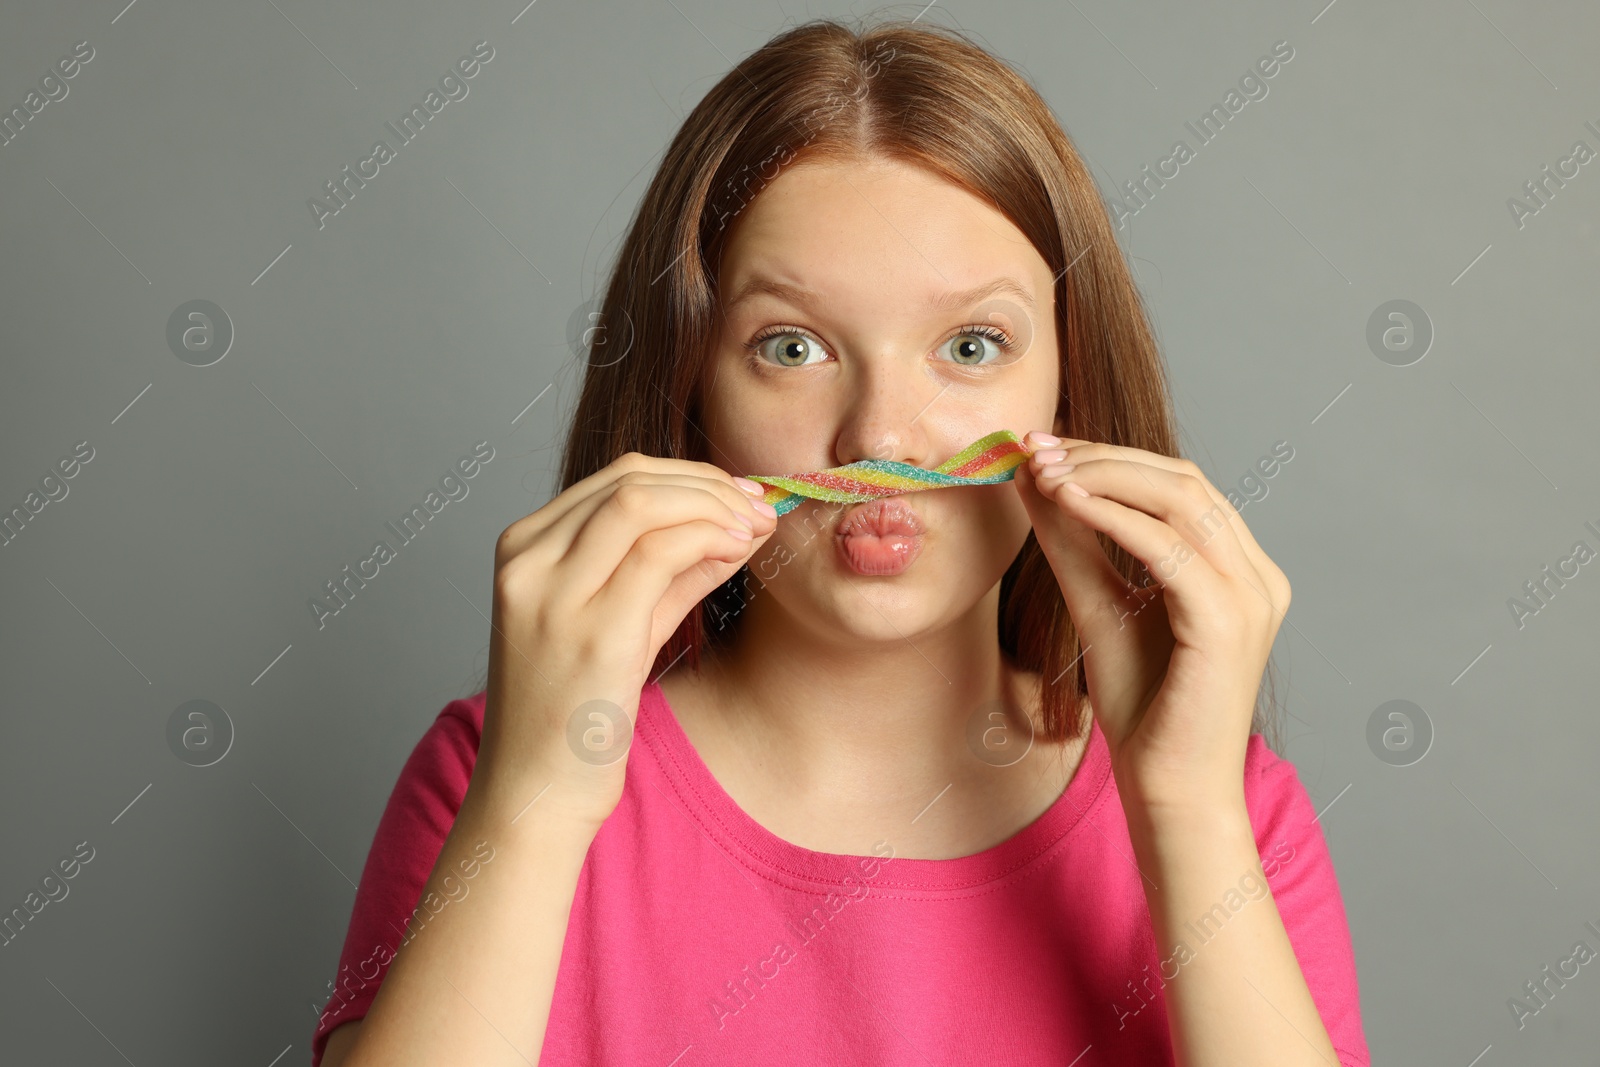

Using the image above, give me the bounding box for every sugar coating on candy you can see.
[746,429,1034,517]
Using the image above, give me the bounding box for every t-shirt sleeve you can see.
[1244,735,1371,1067]
[309,697,484,1066]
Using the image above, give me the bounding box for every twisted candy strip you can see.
[745,430,1036,517]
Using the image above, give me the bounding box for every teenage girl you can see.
[314,18,1367,1067]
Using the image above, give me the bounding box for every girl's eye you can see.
[939,325,1016,367]
[746,327,830,367]
[743,323,1018,368]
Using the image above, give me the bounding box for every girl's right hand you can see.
[472,451,779,829]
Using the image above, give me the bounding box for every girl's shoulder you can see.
[441,688,488,737]
[1240,732,1327,809]
[1241,734,1314,834]
[1237,733,1345,887]
[396,689,488,797]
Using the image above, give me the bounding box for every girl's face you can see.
[700,156,1065,644]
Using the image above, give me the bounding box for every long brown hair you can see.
[557,17,1284,751]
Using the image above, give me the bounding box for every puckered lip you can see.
[836,495,926,538]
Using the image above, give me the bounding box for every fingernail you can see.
[752,498,778,518]
[1065,481,1091,498]
[734,477,766,497]
[1032,448,1068,464]
[1028,431,1061,447]
[1040,463,1075,478]
[726,526,753,540]
[733,511,754,529]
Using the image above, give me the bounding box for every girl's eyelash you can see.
[743,323,1018,359]
[743,324,812,352]
[956,323,1017,351]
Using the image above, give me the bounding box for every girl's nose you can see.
[831,363,939,469]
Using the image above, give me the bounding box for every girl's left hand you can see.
[1012,431,1292,816]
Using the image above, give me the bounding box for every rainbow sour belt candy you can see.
[746,429,1035,517]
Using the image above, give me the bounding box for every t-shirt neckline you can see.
[635,679,1114,898]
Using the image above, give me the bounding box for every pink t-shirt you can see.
[311,681,1370,1066]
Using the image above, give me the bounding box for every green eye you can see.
[939,326,1015,366]
[747,328,828,367]
[743,323,1017,369]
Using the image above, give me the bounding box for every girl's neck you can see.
[657,598,1089,859]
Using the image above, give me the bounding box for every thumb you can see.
[1013,460,1132,641]
[647,528,775,654]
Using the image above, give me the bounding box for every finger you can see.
[517,469,772,574]
[1033,457,1256,582]
[551,482,766,606]
[648,524,779,654]
[1028,439,1277,581]
[1030,466,1235,613]
[588,519,757,629]
[1012,458,1132,621]
[499,455,769,561]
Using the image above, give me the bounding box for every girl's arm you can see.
[1126,797,1342,1066]
[334,761,601,1067]
[325,450,776,1066]
[1015,431,1348,1064]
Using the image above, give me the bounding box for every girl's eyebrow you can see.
[724,276,1037,315]
[723,277,822,313]
[928,277,1037,314]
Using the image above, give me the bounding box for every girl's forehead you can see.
[718,171,1050,305]
[727,157,1016,238]
[710,159,1055,340]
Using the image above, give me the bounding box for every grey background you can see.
[1,0,1595,1063]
